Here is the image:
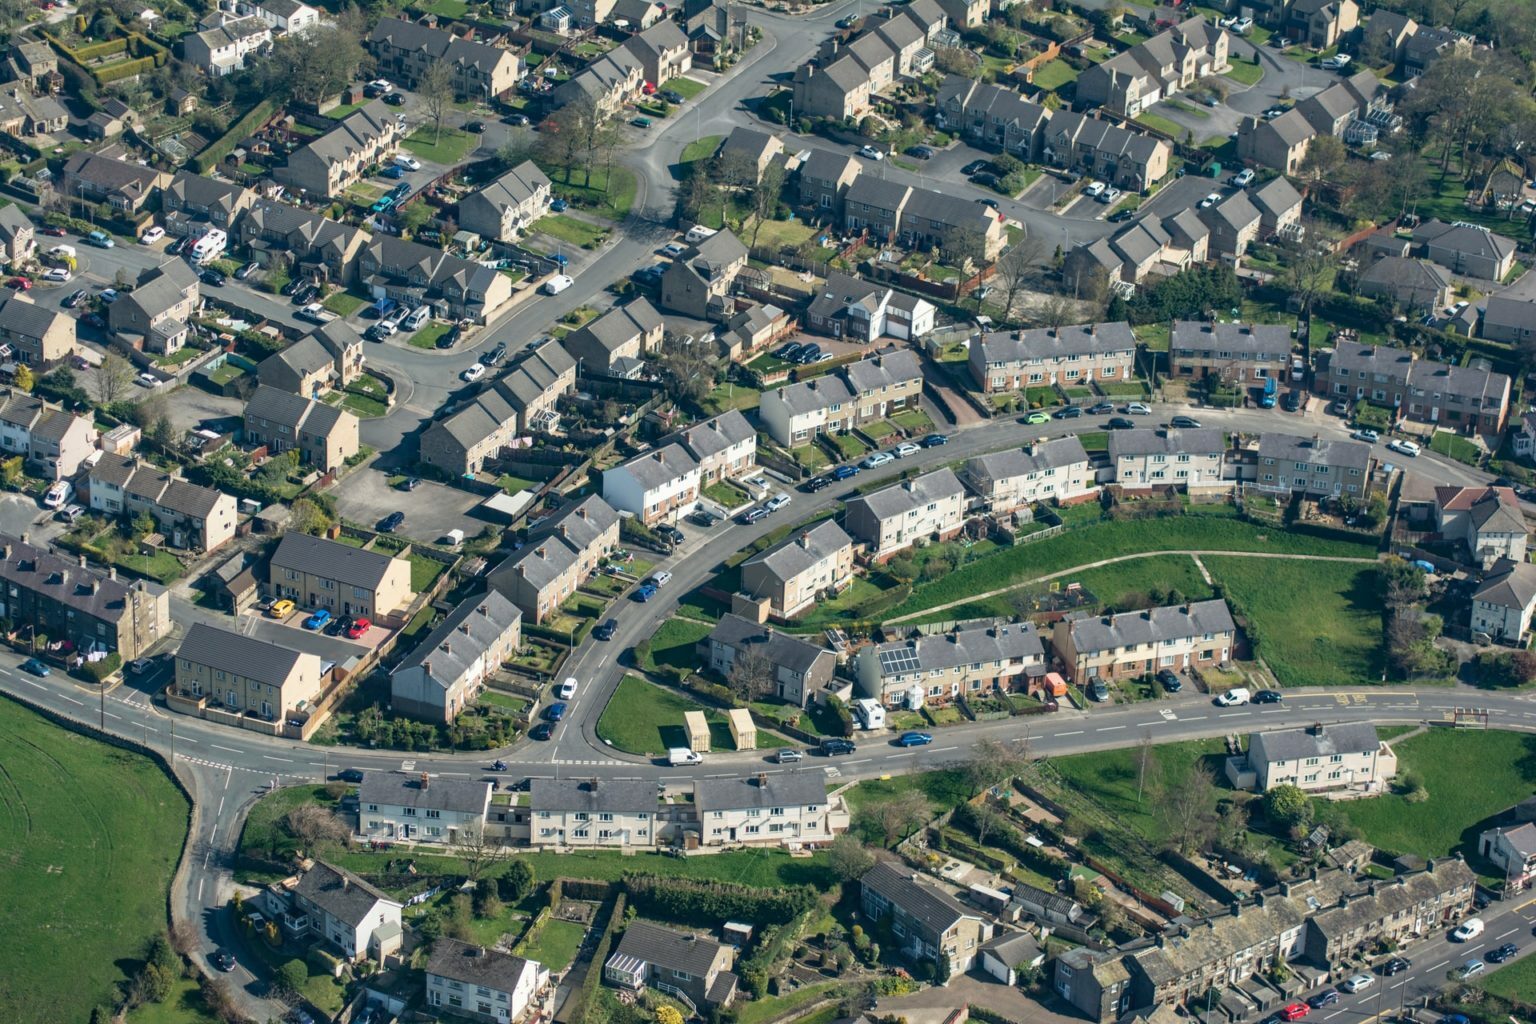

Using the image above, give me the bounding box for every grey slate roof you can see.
[865,622,1044,678]
[358,772,491,815]
[682,228,747,278]
[291,861,398,926]
[1414,219,1517,266]
[1110,427,1225,459]
[176,621,307,687]
[965,437,1089,484]
[465,160,550,214]
[565,298,662,357]
[848,467,964,523]
[1249,723,1382,765]
[394,589,520,689]
[530,777,658,814]
[526,493,618,551]
[608,443,699,490]
[244,385,355,439]
[1359,256,1452,294]
[0,533,164,622]
[720,126,781,167]
[842,349,921,393]
[612,921,728,978]
[427,938,539,990]
[695,772,829,811]
[271,532,400,591]
[1250,177,1302,222]
[800,147,858,184]
[769,374,855,416]
[1257,432,1372,473]
[1474,557,1536,611]
[845,175,912,215]
[976,322,1136,364]
[1171,320,1290,358]
[670,408,755,462]
[862,861,976,933]
[705,613,835,677]
[1308,859,1476,943]
[741,520,852,586]
[1066,599,1235,655]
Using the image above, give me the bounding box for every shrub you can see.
[621,874,817,926]
[79,652,122,683]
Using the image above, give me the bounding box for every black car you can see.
[821,737,857,756]
[975,197,999,209]
[1156,668,1182,693]
[400,477,421,491]
[384,92,405,106]
[835,15,856,27]
[1088,401,1115,414]
[529,722,554,740]
[1307,991,1339,1009]
[436,327,459,349]
[325,614,353,637]
[961,159,990,175]
[364,324,390,342]
[594,618,618,641]
[1108,208,1135,223]
[1055,406,1084,419]
[921,433,949,447]
[1283,390,1302,411]
[199,269,226,287]
[1492,943,1519,962]
[294,284,319,306]
[1107,417,1135,429]
[804,475,833,493]
[971,171,1001,188]
[776,342,803,361]
[660,89,685,104]
[282,277,305,296]
[214,951,236,972]
[1253,689,1284,703]
[464,120,485,133]
[905,144,935,159]
[1382,957,1410,975]
[484,342,507,366]
[1170,415,1202,428]
[378,511,405,533]
[336,768,366,783]
[503,112,531,126]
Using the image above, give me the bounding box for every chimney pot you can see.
[420,772,430,789]
[756,772,767,787]
[78,553,86,568]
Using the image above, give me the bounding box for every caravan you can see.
[190,229,227,264]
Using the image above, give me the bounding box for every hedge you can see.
[77,652,122,683]
[72,37,129,61]
[737,908,814,999]
[570,893,625,1024]
[94,56,157,84]
[621,873,817,926]
[194,97,281,173]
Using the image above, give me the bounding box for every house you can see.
[792,53,873,120]
[1481,294,1536,346]
[1364,10,1418,67]
[551,47,644,115]
[457,160,552,242]
[717,302,792,359]
[1237,109,1315,174]
[568,0,615,28]
[86,456,238,553]
[62,150,170,213]
[426,939,550,1024]
[1067,208,1211,288]
[694,773,848,847]
[845,467,967,560]
[1284,0,1358,48]
[870,12,931,76]
[621,18,691,87]
[1052,599,1236,683]
[842,32,898,92]
[421,338,575,474]
[9,40,59,90]
[969,322,1137,394]
[562,298,664,374]
[841,177,1006,260]
[1250,176,1304,239]
[665,409,756,486]
[604,921,738,1009]
[0,534,170,658]
[612,0,665,28]
[701,614,837,706]
[854,621,1046,706]
[0,289,76,368]
[935,77,1051,159]
[1170,320,1292,385]
[1435,486,1529,567]
[0,204,34,262]
[1323,339,1510,434]
[1054,947,1132,1023]
[797,148,861,211]
[1242,723,1396,794]
[162,170,256,238]
[1199,190,1262,260]
[979,931,1046,987]
[1402,24,1471,76]
[358,772,493,843]
[0,390,97,479]
[758,348,923,446]
[0,84,68,138]
[1302,858,1476,968]
[805,271,935,342]
[660,228,748,319]
[1296,81,1361,138]
[738,520,855,619]
[489,495,620,623]
[243,386,361,471]
[108,258,201,355]
[1109,428,1227,491]
[861,862,994,976]
[683,0,735,52]
[269,532,416,621]
[274,861,403,963]
[258,321,366,397]
[1413,219,1517,282]
[1478,824,1536,890]
[274,101,405,199]
[234,202,368,283]
[368,18,524,99]
[602,443,701,525]
[391,591,522,724]
[183,16,272,75]
[254,0,321,34]
[1516,411,1536,460]
[173,621,323,726]
[1249,433,1373,500]
[1471,557,1536,644]
[527,778,660,849]
[962,437,1096,513]
[1075,17,1229,117]
[358,235,515,324]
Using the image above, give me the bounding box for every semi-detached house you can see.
[1074,16,1230,117]
[1324,339,1510,434]
[390,589,522,724]
[962,437,1096,513]
[970,322,1137,394]
[861,862,995,976]
[270,861,403,963]
[62,150,170,213]
[806,270,936,343]
[1170,320,1292,385]
[843,177,1006,260]
[527,778,660,849]
[604,921,738,1010]
[257,320,366,398]
[1244,722,1395,794]
[161,170,256,239]
[358,235,514,324]
[456,160,551,243]
[368,17,523,99]
[701,614,837,707]
[854,621,1046,707]
[358,772,493,844]
[759,348,923,447]
[693,772,848,847]
[108,258,200,355]
[738,519,855,618]
[1109,427,1226,492]
[234,202,368,282]
[0,389,97,480]
[243,386,361,471]
[1413,219,1517,282]
[1052,599,1236,683]
[662,408,756,487]
[602,443,700,525]
[845,467,967,560]
[183,15,271,75]
[1471,557,1536,644]
[86,455,238,553]
[562,298,664,375]
[426,939,550,1024]
[1248,433,1373,500]
[660,228,747,319]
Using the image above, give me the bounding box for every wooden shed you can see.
[683,710,710,753]
[726,707,756,750]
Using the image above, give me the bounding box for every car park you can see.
[896,731,933,746]
[922,433,948,446]
[862,451,895,469]
[378,511,405,533]
[1170,415,1201,428]
[1387,438,1421,457]
[304,608,332,630]
[894,442,921,458]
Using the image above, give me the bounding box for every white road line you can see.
[1097,725,1126,732]
[1498,927,1519,939]
[932,746,958,754]
[262,754,291,762]
[438,771,470,777]
[1428,960,1449,971]
[59,695,82,706]
[104,711,120,720]
[1260,708,1286,714]
[211,744,242,753]
[1324,1011,1343,1020]
[217,796,225,817]
[844,758,870,765]
[1182,715,1207,721]
[198,879,205,902]
[1219,711,1248,718]
[889,751,914,758]
[1057,730,1083,736]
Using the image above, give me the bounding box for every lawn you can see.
[892,516,1377,621]
[515,917,587,972]
[409,552,448,592]
[411,322,452,349]
[1430,431,1483,466]
[680,134,723,165]
[1327,729,1536,867]
[597,675,760,754]
[1030,59,1078,91]
[402,127,480,166]
[498,473,540,494]
[545,164,639,222]
[1482,947,1536,1001]
[751,217,821,252]
[1203,557,1384,688]
[1223,59,1265,85]
[700,380,761,415]
[842,769,971,818]
[0,696,191,1024]
[1048,738,1230,843]
[737,982,845,1024]
[1068,554,1214,611]
[531,214,608,249]
[414,0,468,15]
[1135,112,1185,137]
[663,76,707,100]
[640,618,715,674]
[322,290,367,316]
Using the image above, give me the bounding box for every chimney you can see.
[458,623,470,636]
[20,531,28,544]
[342,876,350,891]
[108,567,117,581]
[1089,323,1097,336]
[536,546,547,560]
[799,532,811,549]
[1309,722,1324,736]
[440,641,451,655]
[576,507,588,521]
[516,564,528,579]
[420,772,430,789]
[1,543,9,559]
[78,553,86,568]
[902,479,913,491]
[1231,902,1242,917]
[652,450,665,464]
[756,772,768,787]
[559,524,569,539]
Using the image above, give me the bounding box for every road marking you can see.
[262,754,292,762]
[438,771,470,777]
[1097,725,1126,732]
[1057,730,1083,736]
[1219,711,1248,718]
[1260,708,1286,714]
[1324,1011,1343,1020]
[198,879,204,902]
[1182,715,1207,721]
[844,758,870,765]
[1160,709,1176,720]
[59,695,82,706]
[104,711,120,720]
[401,760,416,771]
[211,744,242,753]
[1498,927,1518,939]
[217,796,224,817]
[1428,960,1449,971]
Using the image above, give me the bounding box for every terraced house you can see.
[854,621,1046,706]
[85,456,238,554]
[1109,428,1227,492]
[390,590,522,724]
[368,17,523,99]
[845,467,967,560]
[1323,339,1510,434]
[0,534,170,659]
[962,437,1096,513]
[1052,600,1236,683]
[970,322,1137,394]
[273,101,404,198]
[358,773,494,844]
[420,337,576,475]
[172,622,323,728]
[1041,111,1171,191]
[936,77,1051,158]
[161,170,256,238]
[842,177,1006,260]
[269,532,415,622]
[1169,320,1292,384]
[358,236,515,323]
[489,494,620,623]
[1074,15,1230,117]
[234,202,368,282]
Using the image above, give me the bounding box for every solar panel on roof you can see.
[879,647,921,674]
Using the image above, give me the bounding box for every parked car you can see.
[1169,415,1201,428]
[1125,402,1152,415]
[135,372,162,388]
[905,144,935,159]
[857,145,884,160]
[894,442,921,458]
[862,451,895,469]
[545,702,568,722]
[464,120,484,133]
[235,261,259,280]
[738,506,769,525]
[199,268,226,287]
[776,748,804,763]
[661,242,687,257]
[961,160,989,175]
[1253,689,1284,704]
[1107,417,1136,429]
[1453,918,1485,941]
[1386,438,1421,457]
[1088,401,1114,414]
[1307,991,1339,1009]
[20,658,49,677]
[42,267,70,283]
[345,618,371,640]
[820,737,856,756]
[1341,975,1373,993]
[558,677,578,699]
[1108,208,1135,223]
[921,433,949,447]
[804,475,833,493]
[1381,957,1410,976]
[1280,1004,1309,1021]
[1083,181,1106,198]
[660,89,684,104]
[394,154,422,171]
[1022,410,1051,424]
[629,116,653,129]
[1352,428,1380,443]
[593,619,618,641]
[633,582,657,601]
[62,288,87,308]
[1097,187,1122,205]
[304,608,332,630]
[213,951,236,973]
[139,226,165,245]
[649,570,673,587]
[268,599,295,619]
[1200,192,1222,208]
[831,464,860,480]
[895,731,933,746]
[1215,687,1251,706]
[378,511,405,533]
[1156,669,1182,693]
[1230,169,1256,187]
[1086,678,1110,702]
[1488,944,1519,963]
[765,493,791,512]
[462,363,487,383]
[529,722,554,740]
[1460,960,1486,979]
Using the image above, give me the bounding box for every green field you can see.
[1203,557,1384,687]
[641,618,714,674]
[596,675,786,754]
[680,134,723,165]
[1067,554,1215,611]
[1223,59,1265,85]
[1328,730,1536,868]
[1047,738,1230,842]
[663,76,707,100]
[515,917,586,972]
[1030,59,1078,91]
[546,165,639,222]
[1481,948,1536,1002]
[402,127,481,165]
[1430,431,1482,466]
[530,214,608,248]
[0,696,191,1024]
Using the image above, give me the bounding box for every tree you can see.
[1300,134,1347,182]
[420,60,455,146]
[399,200,433,239]
[826,832,876,882]
[275,959,308,997]
[652,333,721,409]
[943,227,988,276]
[1262,783,1311,830]
[12,364,33,394]
[452,824,509,883]
[994,231,1050,325]
[288,497,333,537]
[748,160,787,250]
[934,45,982,77]
[1278,224,1337,320]
[261,23,367,105]
[657,1006,686,1024]
[1136,732,1160,806]
[961,736,1030,796]
[969,802,1006,846]
[1152,762,1219,855]
[284,804,349,850]
[473,878,504,919]
[727,645,776,702]
[1029,293,1081,331]
[498,858,536,901]
[96,352,134,406]
[859,791,934,846]
[682,168,724,227]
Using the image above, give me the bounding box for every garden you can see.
[595,675,790,755]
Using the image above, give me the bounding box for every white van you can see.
[43,480,73,509]
[402,305,430,331]
[1215,687,1251,707]
[667,747,703,766]
[1452,918,1485,941]
[190,228,227,264]
[542,274,574,295]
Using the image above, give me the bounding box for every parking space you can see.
[248,613,375,664]
[331,468,486,544]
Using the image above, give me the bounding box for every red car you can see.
[1281,1005,1310,1022]
[41,226,66,237]
[345,617,371,639]
[6,277,31,290]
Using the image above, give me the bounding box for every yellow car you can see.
[268,599,295,619]
[1023,411,1051,424]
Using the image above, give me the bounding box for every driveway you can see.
[331,468,486,544]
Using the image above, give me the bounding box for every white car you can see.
[1352,429,1380,443]
[368,78,393,93]
[394,155,422,172]
[651,570,673,587]
[1460,960,1486,979]
[1341,975,1373,994]
[1200,192,1222,208]
[461,363,486,382]
[1230,169,1255,187]
[1453,918,1485,942]
[1233,16,1253,33]
[42,267,71,282]
[1082,181,1106,198]
[1321,53,1352,70]
[1125,402,1152,415]
[858,145,884,160]
[661,242,686,258]
[685,224,718,244]
[558,677,578,699]
[894,442,921,458]
[139,226,164,245]
[765,493,791,512]
[1386,438,1421,457]
[862,451,895,469]
[135,372,162,388]
[1215,687,1250,706]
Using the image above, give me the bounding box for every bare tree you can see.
[1135,732,1159,806]
[1299,134,1347,182]
[1029,293,1080,331]
[727,645,776,702]
[859,791,934,847]
[653,333,721,408]
[943,227,988,278]
[962,736,1031,796]
[1279,225,1338,321]
[419,60,455,146]
[95,352,134,406]
[452,823,510,883]
[284,804,350,851]
[826,832,876,881]
[994,232,1050,325]
[748,160,787,251]
[1152,762,1219,855]
[970,802,1005,846]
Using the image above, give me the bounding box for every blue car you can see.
[634,583,657,602]
[896,731,933,747]
[304,608,332,630]
[20,657,50,677]
[545,701,568,722]
[550,198,568,212]
[529,722,554,740]
[831,464,860,481]
[380,164,405,179]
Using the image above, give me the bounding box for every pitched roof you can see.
[271,532,402,591]
[1066,599,1235,656]
[681,228,747,278]
[1258,432,1372,473]
[608,442,699,491]
[176,621,311,687]
[741,520,853,585]
[394,589,520,688]
[526,493,619,550]
[291,860,398,926]
[564,298,662,357]
[847,467,964,522]
[843,349,921,393]
[863,621,1044,679]
[465,160,550,214]
[800,147,859,183]
[1109,426,1226,459]
[244,384,357,437]
[612,921,729,977]
[1474,557,1536,611]
[976,322,1136,363]
[1171,320,1290,357]
[669,408,755,462]
[694,772,829,811]
[862,861,977,933]
[0,533,163,624]
[1250,176,1303,221]
[427,939,542,992]
[768,373,855,416]
[530,777,658,814]
[1414,219,1517,264]
[705,613,835,677]
[357,772,492,815]
[965,437,1090,485]
[1249,723,1382,764]
[1359,255,1452,294]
